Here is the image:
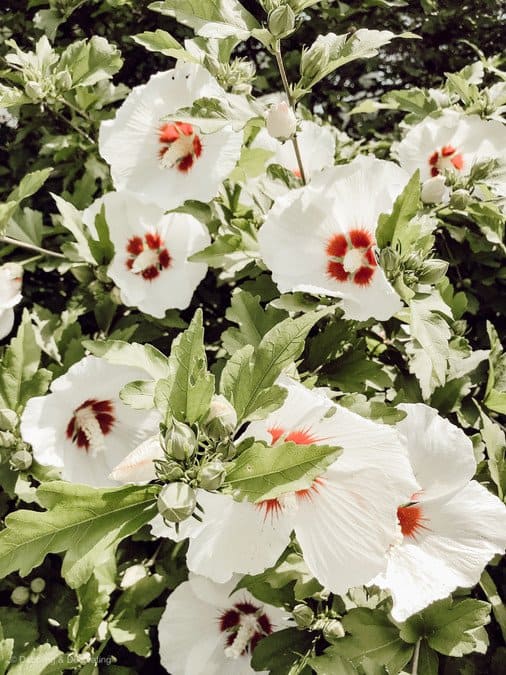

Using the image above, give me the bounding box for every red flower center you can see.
[66,398,115,455]
[125,232,171,281]
[158,121,202,173]
[397,503,430,539]
[256,426,324,518]
[428,144,464,177]
[219,600,273,657]
[326,228,377,286]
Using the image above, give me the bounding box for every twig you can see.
[1,235,66,259]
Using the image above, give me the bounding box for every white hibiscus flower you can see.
[395,110,506,194]
[82,191,210,318]
[20,355,160,487]
[376,403,506,622]
[258,155,409,321]
[0,262,22,340]
[158,574,289,675]
[99,62,243,210]
[150,377,417,594]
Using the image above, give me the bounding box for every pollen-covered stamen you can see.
[66,399,115,456]
[158,121,203,173]
[326,228,377,286]
[428,144,464,177]
[125,232,171,281]
[397,503,430,539]
[219,601,272,659]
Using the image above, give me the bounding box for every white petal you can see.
[109,434,163,483]
[0,308,15,341]
[397,403,476,502]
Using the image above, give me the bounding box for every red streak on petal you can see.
[430,166,439,177]
[193,135,202,158]
[365,247,377,266]
[158,249,171,269]
[176,121,194,137]
[349,228,373,249]
[142,265,160,280]
[177,154,194,173]
[159,123,180,144]
[219,609,240,631]
[126,258,134,270]
[327,261,349,282]
[353,266,375,286]
[441,144,456,157]
[292,168,302,179]
[256,498,283,518]
[397,504,429,539]
[429,151,439,166]
[127,236,144,255]
[145,232,162,250]
[326,233,348,258]
[268,427,319,445]
[235,602,258,614]
[451,154,464,170]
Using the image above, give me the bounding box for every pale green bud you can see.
[205,394,237,439]
[418,259,448,284]
[24,81,44,100]
[450,188,470,210]
[379,247,398,273]
[198,460,227,491]
[11,586,30,605]
[30,577,46,594]
[292,603,314,629]
[323,619,345,641]
[0,409,18,431]
[165,420,198,461]
[157,483,196,523]
[110,286,123,305]
[55,70,72,91]
[10,449,32,470]
[0,430,16,449]
[268,5,295,38]
[300,41,330,85]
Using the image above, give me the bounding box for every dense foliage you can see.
[0,1,505,674]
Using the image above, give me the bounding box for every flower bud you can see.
[0,431,16,449]
[55,70,72,91]
[198,460,227,491]
[300,38,331,86]
[164,420,198,461]
[30,593,40,605]
[24,81,44,100]
[30,577,46,594]
[323,619,345,642]
[266,102,297,141]
[293,603,314,629]
[205,394,237,439]
[450,188,470,210]
[157,483,196,523]
[0,408,18,431]
[11,586,30,605]
[268,5,295,38]
[121,564,147,589]
[421,175,448,204]
[10,449,33,471]
[110,286,123,305]
[418,259,448,284]
[378,247,398,273]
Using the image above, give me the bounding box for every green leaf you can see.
[222,290,287,355]
[400,598,491,657]
[0,608,38,660]
[8,644,65,675]
[88,205,114,265]
[83,339,169,380]
[250,627,313,674]
[376,170,420,249]
[327,608,413,674]
[220,311,327,422]
[0,84,29,108]
[308,653,358,674]
[69,573,110,650]
[8,168,53,203]
[0,313,51,412]
[154,309,214,425]
[224,440,341,502]
[484,321,506,415]
[59,36,123,87]
[416,640,439,675]
[480,412,506,500]
[149,0,259,40]
[51,194,94,262]
[132,30,187,59]
[0,482,158,585]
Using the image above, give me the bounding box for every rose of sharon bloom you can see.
[258,155,409,321]
[0,263,22,340]
[99,62,242,210]
[82,191,210,318]
[395,110,506,192]
[158,574,289,675]
[375,403,506,622]
[20,356,160,487]
[151,377,418,593]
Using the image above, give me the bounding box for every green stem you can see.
[0,235,66,259]
[52,106,95,145]
[411,638,421,675]
[273,46,307,185]
[480,569,506,642]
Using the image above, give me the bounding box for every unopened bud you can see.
[0,409,18,431]
[421,175,448,204]
[165,420,198,461]
[10,449,32,470]
[110,286,123,305]
[418,258,448,284]
[379,247,398,273]
[55,70,72,91]
[323,619,345,641]
[0,431,16,449]
[24,81,44,100]
[268,5,295,38]
[266,102,297,141]
[450,188,470,210]
[205,394,237,439]
[121,564,147,589]
[198,460,227,491]
[30,577,46,594]
[30,593,40,604]
[157,483,196,523]
[300,37,331,85]
[293,604,314,629]
[11,586,30,605]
